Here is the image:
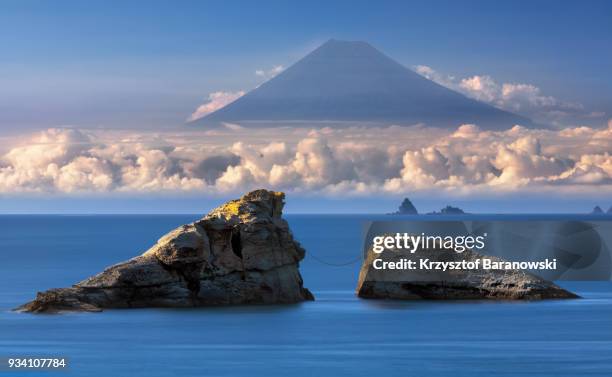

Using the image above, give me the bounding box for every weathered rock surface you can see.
[18,190,314,313]
[357,245,578,300]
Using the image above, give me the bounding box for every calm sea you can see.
[1,214,611,376]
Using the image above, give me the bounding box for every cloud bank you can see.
[1,123,610,197]
[414,65,603,125]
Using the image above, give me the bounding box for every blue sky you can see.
[1,0,611,130]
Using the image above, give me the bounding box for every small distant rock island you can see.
[427,205,466,215]
[389,198,418,215]
[356,245,578,300]
[17,189,314,313]
[388,198,467,215]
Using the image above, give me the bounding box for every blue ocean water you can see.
[1,214,611,377]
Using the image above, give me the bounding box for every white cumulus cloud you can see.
[187,91,246,122]
[415,65,600,125]
[0,123,611,197]
[255,65,284,80]
[187,65,284,122]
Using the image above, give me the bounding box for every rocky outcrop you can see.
[592,206,604,214]
[356,245,578,300]
[18,190,314,313]
[389,198,418,215]
[427,205,466,215]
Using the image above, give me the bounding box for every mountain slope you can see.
[194,39,533,129]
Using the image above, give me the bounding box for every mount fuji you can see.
[193,39,533,129]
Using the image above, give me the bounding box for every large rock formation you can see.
[18,190,314,313]
[357,244,578,300]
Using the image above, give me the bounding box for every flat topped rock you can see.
[357,245,578,300]
[18,189,314,313]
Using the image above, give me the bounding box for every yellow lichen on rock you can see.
[220,200,242,217]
